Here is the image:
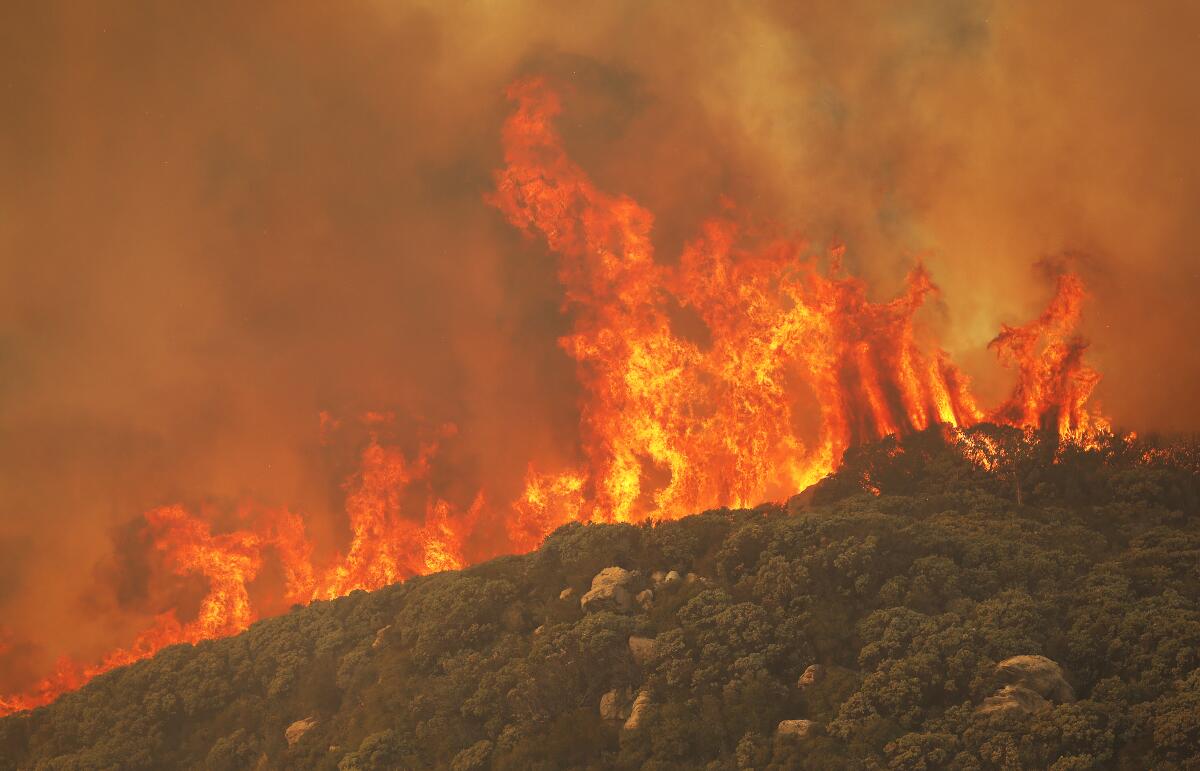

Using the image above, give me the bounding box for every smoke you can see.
[0,1,1196,687]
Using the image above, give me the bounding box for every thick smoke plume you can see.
[0,1,1197,700]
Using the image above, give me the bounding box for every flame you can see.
[0,504,312,714]
[988,272,1107,440]
[0,77,1110,716]
[489,77,1013,538]
[510,466,588,548]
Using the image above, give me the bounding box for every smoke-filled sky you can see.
[1,1,1198,684]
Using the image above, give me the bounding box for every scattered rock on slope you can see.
[977,655,1075,716]
[600,687,633,721]
[284,717,318,747]
[776,719,821,739]
[653,570,681,590]
[996,655,1076,702]
[797,664,824,688]
[580,567,635,614]
[977,685,1052,716]
[623,689,652,731]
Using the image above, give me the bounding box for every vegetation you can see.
[2,427,1198,770]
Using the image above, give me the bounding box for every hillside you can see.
[2,427,1198,770]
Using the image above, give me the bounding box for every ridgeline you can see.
[3,427,1198,770]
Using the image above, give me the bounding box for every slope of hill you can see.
[2,428,1198,770]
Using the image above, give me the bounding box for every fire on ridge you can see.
[0,78,1106,717]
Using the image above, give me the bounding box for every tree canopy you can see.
[2,427,1197,770]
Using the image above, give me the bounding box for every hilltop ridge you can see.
[2,428,1198,770]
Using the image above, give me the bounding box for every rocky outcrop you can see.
[996,655,1075,703]
[628,636,656,666]
[285,717,318,747]
[600,687,633,721]
[635,589,654,610]
[558,587,574,600]
[623,689,652,731]
[652,570,681,590]
[776,719,821,739]
[797,664,824,688]
[977,684,1051,716]
[977,655,1074,716]
[580,567,635,614]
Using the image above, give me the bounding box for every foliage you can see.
[1,428,1197,769]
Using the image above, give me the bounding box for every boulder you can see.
[628,636,656,666]
[558,587,574,600]
[580,567,635,614]
[652,570,681,590]
[600,687,634,721]
[623,688,652,731]
[977,684,1051,716]
[796,664,825,688]
[996,655,1075,703]
[635,589,654,610]
[371,625,391,650]
[776,719,821,739]
[284,716,318,747]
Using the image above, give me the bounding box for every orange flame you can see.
[0,78,1109,716]
[489,77,1005,537]
[988,272,1107,440]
